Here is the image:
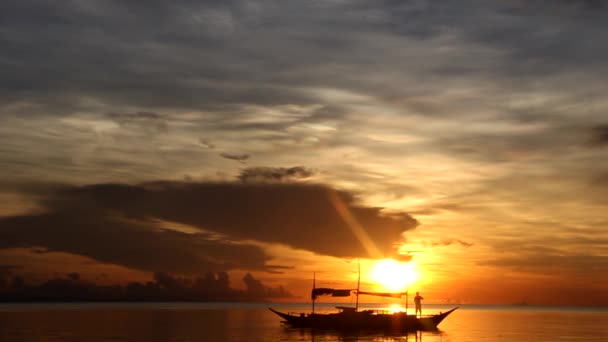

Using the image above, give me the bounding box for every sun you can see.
[371,259,419,292]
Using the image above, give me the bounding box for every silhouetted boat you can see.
[269,304,457,332]
[269,271,458,332]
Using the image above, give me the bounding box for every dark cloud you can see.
[586,124,608,147]
[107,112,163,120]
[3,0,605,118]
[393,253,414,262]
[591,172,608,186]
[561,0,606,10]
[426,238,473,248]
[265,264,295,274]
[0,212,269,274]
[238,166,315,183]
[220,152,250,161]
[0,0,329,111]
[461,2,608,73]
[199,138,215,149]
[6,180,417,260]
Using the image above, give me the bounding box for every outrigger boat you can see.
[269,268,457,332]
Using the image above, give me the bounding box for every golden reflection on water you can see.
[283,328,433,342]
[0,303,607,342]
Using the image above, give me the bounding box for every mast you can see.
[312,272,316,314]
[355,258,360,311]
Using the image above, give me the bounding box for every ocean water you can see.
[0,302,606,341]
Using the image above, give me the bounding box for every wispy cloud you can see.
[238,166,315,183]
[220,152,250,162]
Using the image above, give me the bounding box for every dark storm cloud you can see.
[12,181,417,259]
[238,166,315,183]
[0,212,270,274]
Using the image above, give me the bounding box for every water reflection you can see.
[281,327,443,342]
[2,303,607,342]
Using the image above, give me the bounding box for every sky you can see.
[1,0,607,306]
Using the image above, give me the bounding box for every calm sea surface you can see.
[0,302,606,341]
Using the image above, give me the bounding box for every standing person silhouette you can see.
[414,292,424,317]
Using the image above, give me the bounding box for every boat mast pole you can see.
[355,258,360,311]
[312,272,316,314]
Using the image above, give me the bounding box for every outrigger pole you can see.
[355,258,360,311]
[312,272,316,314]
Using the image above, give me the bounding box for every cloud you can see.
[393,253,414,262]
[220,152,250,161]
[482,253,608,277]
[592,172,608,187]
[6,180,417,261]
[3,0,605,118]
[2,0,608,192]
[0,212,270,274]
[106,111,169,133]
[265,264,295,274]
[242,273,290,298]
[238,166,315,183]
[586,124,608,147]
[199,138,215,149]
[426,238,473,248]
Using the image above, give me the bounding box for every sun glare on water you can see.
[371,259,419,291]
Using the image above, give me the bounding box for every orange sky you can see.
[1,1,607,306]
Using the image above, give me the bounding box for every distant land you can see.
[0,271,292,302]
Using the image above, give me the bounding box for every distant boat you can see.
[269,268,458,332]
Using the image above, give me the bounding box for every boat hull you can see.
[269,307,458,332]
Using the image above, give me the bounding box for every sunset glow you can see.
[1,0,607,308]
[371,259,419,292]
